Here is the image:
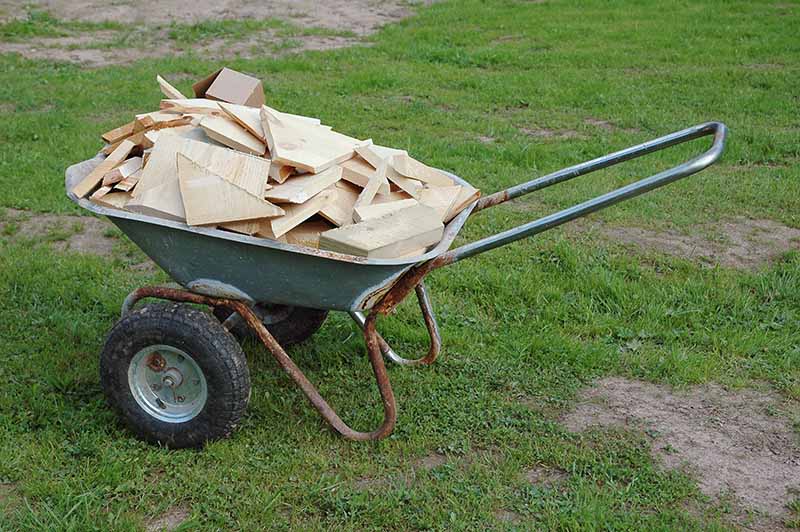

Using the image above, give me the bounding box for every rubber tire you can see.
[100,303,251,448]
[214,304,328,346]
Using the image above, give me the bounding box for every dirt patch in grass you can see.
[2,208,119,256]
[584,117,640,133]
[494,509,523,523]
[0,0,426,65]
[519,126,583,140]
[603,218,800,270]
[523,465,567,487]
[145,505,191,532]
[562,377,800,523]
[354,451,448,490]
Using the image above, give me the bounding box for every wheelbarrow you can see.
[65,121,727,448]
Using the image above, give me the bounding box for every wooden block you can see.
[253,221,288,242]
[391,154,454,186]
[284,219,334,249]
[126,179,186,222]
[157,75,186,99]
[134,132,270,199]
[268,161,293,184]
[103,128,158,155]
[419,185,461,221]
[199,115,266,156]
[101,121,135,144]
[373,189,412,204]
[102,156,143,186]
[160,98,226,116]
[114,171,140,192]
[218,102,266,142]
[353,198,419,223]
[264,166,341,204]
[135,111,192,133]
[192,67,264,107]
[385,165,423,198]
[320,204,444,259]
[72,139,135,198]
[445,185,480,222]
[176,153,283,226]
[261,106,361,173]
[269,190,334,238]
[90,185,112,200]
[319,181,359,227]
[352,160,389,214]
[354,143,407,169]
[339,156,390,194]
[219,219,262,235]
[91,190,130,209]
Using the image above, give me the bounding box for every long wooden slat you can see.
[339,156,390,194]
[352,160,389,214]
[391,154,454,186]
[199,115,266,156]
[101,121,135,144]
[102,156,143,186]
[353,198,418,223]
[268,190,334,238]
[72,139,135,198]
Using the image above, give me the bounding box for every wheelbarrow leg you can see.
[121,286,397,441]
[350,281,442,366]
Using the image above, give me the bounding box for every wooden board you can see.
[354,143,406,169]
[72,139,135,198]
[385,165,423,198]
[264,166,341,204]
[101,121,135,144]
[352,160,389,214]
[160,98,226,116]
[134,111,192,133]
[134,132,270,199]
[102,156,143,186]
[199,115,266,156]
[339,156,390,194]
[373,189,413,204]
[445,185,480,222]
[176,153,283,226]
[319,204,444,259]
[268,190,334,238]
[262,104,322,127]
[418,185,461,221]
[218,102,266,142]
[114,170,140,192]
[353,198,418,223]
[126,178,186,222]
[392,154,454,186]
[284,219,334,249]
[157,75,186,99]
[91,190,130,209]
[261,106,362,173]
[318,181,359,227]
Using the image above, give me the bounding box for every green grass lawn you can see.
[1,1,799,529]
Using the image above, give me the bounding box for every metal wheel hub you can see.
[128,345,207,423]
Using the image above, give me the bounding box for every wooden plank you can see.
[199,115,266,156]
[284,219,334,249]
[262,104,322,127]
[373,189,412,204]
[353,198,418,223]
[318,181,359,227]
[114,170,140,192]
[134,111,192,133]
[157,75,186,99]
[160,98,226,116]
[72,140,135,198]
[319,204,444,259]
[339,156,390,194]
[354,143,406,169]
[352,160,389,214]
[268,190,334,238]
[445,185,480,222]
[264,166,341,204]
[219,219,261,235]
[385,165,423,198]
[102,156,143,186]
[268,161,293,184]
[91,190,130,209]
[218,102,266,142]
[101,121,135,144]
[391,154,454,186]
[176,153,283,226]
[418,185,461,221]
[126,179,186,222]
[134,132,270,199]
[261,106,361,173]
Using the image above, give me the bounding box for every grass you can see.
[0,0,799,529]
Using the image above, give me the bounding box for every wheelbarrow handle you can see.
[437,121,728,265]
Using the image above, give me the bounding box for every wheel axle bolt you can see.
[176,396,185,403]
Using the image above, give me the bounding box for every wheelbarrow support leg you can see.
[350,281,442,366]
[122,286,397,441]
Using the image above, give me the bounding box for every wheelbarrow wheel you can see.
[214,304,328,346]
[100,303,250,448]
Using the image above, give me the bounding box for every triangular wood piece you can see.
[177,153,283,226]
[268,161,293,184]
[319,181,359,227]
[284,219,334,249]
[200,115,266,156]
[354,143,407,169]
[218,102,266,142]
[391,154,454,186]
[126,179,186,222]
[419,185,461,221]
[445,185,480,221]
[157,75,187,99]
[268,190,334,238]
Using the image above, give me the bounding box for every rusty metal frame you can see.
[121,284,443,441]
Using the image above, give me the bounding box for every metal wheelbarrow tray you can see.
[66,122,727,447]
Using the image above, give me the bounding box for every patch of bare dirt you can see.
[519,126,582,140]
[584,117,640,133]
[524,465,567,487]
[2,208,118,256]
[602,218,800,270]
[477,135,496,144]
[145,505,191,532]
[354,451,447,490]
[494,509,523,523]
[562,377,800,522]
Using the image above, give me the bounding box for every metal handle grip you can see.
[440,121,727,264]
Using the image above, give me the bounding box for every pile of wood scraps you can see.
[72,67,480,259]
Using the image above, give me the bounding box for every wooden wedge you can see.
[445,185,480,221]
[392,154,454,186]
[176,153,283,226]
[319,181,359,227]
[284,219,334,249]
[126,179,186,222]
[157,75,187,99]
[339,156,390,194]
[199,115,266,156]
[102,156,143,186]
[353,198,418,223]
[268,190,334,238]
[419,185,461,221]
[264,166,341,204]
